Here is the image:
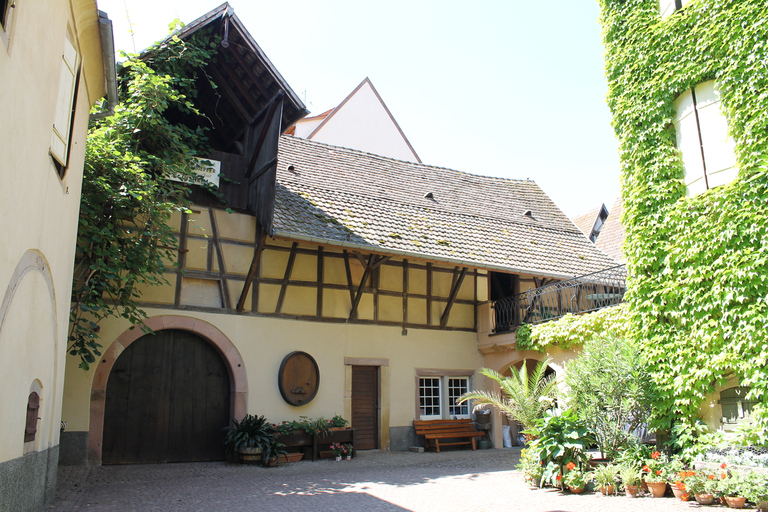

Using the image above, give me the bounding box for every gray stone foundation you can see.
[59,431,89,466]
[389,426,421,451]
[0,445,59,512]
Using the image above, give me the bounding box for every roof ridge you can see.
[278,178,583,236]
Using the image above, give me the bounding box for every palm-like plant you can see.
[457,357,557,431]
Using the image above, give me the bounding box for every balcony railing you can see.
[491,264,627,334]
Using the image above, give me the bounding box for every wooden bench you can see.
[413,419,485,453]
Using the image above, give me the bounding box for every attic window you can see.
[424,192,434,199]
[523,210,533,217]
[288,165,295,171]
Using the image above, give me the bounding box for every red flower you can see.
[642,465,650,472]
[566,462,577,471]
[708,474,715,480]
[656,470,662,476]
[675,482,685,490]
[720,463,727,469]
[556,474,562,481]
[651,451,660,459]
[682,493,689,501]
[721,473,727,479]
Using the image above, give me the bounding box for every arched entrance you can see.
[102,329,230,464]
[89,316,247,465]
[500,358,557,447]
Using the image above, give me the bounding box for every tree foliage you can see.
[598,0,768,435]
[564,335,654,459]
[458,358,557,431]
[69,26,219,370]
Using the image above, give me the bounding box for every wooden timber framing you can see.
[150,207,508,331]
[440,267,468,328]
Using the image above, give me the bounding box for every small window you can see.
[24,392,40,443]
[719,386,756,432]
[419,376,471,420]
[673,80,738,196]
[50,36,81,177]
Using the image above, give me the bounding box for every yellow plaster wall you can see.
[379,264,402,292]
[0,0,106,465]
[60,308,482,445]
[215,209,256,243]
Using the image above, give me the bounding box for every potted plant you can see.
[223,414,275,463]
[330,442,352,461]
[671,469,696,500]
[563,461,593,493]
[262,438,289,467]
[517,447,545,488]
[686,469,718,505]
[642,450,669,498]
[741,471,768,510]
[717,468,747,509]
[619,464,641,498]
[330,414,349,429]
[593,463,618,495]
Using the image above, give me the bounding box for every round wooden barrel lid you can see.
[278,351,319,406]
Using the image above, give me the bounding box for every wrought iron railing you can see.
[491,264,627,334]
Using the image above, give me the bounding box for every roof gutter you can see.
[272,229,580,281]
[90,10,118,120]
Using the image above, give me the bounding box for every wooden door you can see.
[102,330,230,464]
[351,366,379,450]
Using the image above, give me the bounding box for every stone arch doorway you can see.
[89,316,246,464]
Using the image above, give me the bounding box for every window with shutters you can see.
[659,0,692,19]
[418,376,470,420]
[50,36,81,177]
[24,392,40,443]
[673,80,738,196]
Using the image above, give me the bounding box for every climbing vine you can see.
[69,25,219,370]
[517,304,630,353]
[597,0,768,434]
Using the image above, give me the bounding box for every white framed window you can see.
[660,0,692,19]
[673,80,738,196]
[418,374,471,420]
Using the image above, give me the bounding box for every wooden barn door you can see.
[351,366,379,450]
[102,330,230,464]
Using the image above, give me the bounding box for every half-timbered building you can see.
[59,3,621,465]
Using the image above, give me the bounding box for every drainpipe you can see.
[90,10,118,119]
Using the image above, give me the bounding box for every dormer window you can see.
[673,81,738,196]
[660,0,691,19]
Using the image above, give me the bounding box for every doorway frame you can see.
[88,315,247,464]
[344,357,388,451]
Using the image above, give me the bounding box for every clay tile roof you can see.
[571,207,602,238]
[596,197,626,264]
[273,136,618,278]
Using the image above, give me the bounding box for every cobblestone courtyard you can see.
[46,448,706,512]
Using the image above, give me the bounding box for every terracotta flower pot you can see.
[724,496,747,509]
[671,486,686,500]
[600,484,615,495]
[647,481,667,498]
[640,478,649,493]
[625,485,639,498]
[568,485,585,494]
[695,493,715,505]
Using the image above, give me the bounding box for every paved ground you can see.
[49,448,701,512]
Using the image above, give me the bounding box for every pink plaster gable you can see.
[88,315,247,464]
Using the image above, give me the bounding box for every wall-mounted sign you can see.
[278,351,319,406]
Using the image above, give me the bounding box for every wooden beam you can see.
[175,211,190,307]
[275,242,299,314]
[354,251,367,268]
[209,209,231,310]
[440,267,468,328]
[426,262,433,325]
[402,259,409,334]
[316,246,324,317]
[348,254,374,321]
[343,250,356,306]
[236,226,266,312]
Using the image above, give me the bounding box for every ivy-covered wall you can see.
[597,0,768,431]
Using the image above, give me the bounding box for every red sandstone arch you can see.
[88,315,247,464]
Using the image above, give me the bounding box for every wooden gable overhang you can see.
[159,3,307,235]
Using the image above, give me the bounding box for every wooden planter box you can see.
[267,452,304,466]
[313,428,357,461]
